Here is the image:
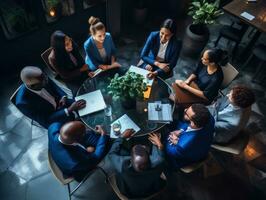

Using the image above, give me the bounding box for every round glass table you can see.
[76,72,175,137]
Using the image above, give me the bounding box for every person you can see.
[15,66,86,128]
[108,130,165,198]
[49,30,91,81]
[48,121,109,181]
[84,16,121,75]
[208,85,255,144]
[139,18,182,79]
[171,48,226,106]
[150,104,214,169]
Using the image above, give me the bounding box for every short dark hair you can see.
[190,104,210,128]
[231,85,255,108]
[207,48,228,66]
[131,145,150,172]
[160,18,177,35]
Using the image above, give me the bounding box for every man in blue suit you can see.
[150,104,214,169]
[15,66,86,128]
[48,121,109,181]
[139,19,182,79]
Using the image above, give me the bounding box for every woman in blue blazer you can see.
[84,16,121,74]
[139,19,182,79]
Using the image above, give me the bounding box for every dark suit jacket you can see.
[15,79,72,128]
[108,138,165,198]
[140,31,182,78]
[165,117,214,168]
[48,122,108,180]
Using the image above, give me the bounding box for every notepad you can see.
[75,90,106,116]
[240,12,255,21]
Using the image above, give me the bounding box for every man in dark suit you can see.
[108,131,165,198]
[48,121,109,181]
[15,66,85,128]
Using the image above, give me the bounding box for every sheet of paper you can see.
[92,68,103,77]
[75,90,106,116]
[240,12,255,21]
[110,114,140,138]
[128,65,154,86]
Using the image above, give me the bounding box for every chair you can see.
[219,63,239,96]
[41,47,57,75]
[215,23,248,57]
[211,104,251,155]
[10,85,44,128]
[48,151,108,200]
[108,173,167,200]
[180,153,212,173]
[241,44,266,83]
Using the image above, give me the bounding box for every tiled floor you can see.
[0,14,266,200]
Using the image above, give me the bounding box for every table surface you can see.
[223,0,266,32]
[77,71,175,137]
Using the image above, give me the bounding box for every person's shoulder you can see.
[84,36,93,46]
[48,122,62,133]
[16,84,29,103]
[150,31,159,37]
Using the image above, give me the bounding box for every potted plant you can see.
[108,72,147,109]
[182,0,223,57]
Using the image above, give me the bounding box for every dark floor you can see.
[1,14,266,200]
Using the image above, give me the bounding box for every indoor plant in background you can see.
[182,0,223,58]
[108,72,147,109]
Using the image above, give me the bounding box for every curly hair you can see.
[231,86,255,108]
[190,104,210,128]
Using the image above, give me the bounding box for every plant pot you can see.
[182,24,210,58]
[133,7,147,25]
[121,98,136,110]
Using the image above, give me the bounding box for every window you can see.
[42,0,75,23]
[0,0,38,40]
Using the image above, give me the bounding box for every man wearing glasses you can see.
[15,66,86,128]
[149,104,214,169]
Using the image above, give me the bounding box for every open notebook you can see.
[75,90,106,116]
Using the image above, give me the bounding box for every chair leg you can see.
[214,35,221,47]
[67,183,71,200]
[241,54,253,70]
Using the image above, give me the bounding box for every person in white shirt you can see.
[15,66,86,128]
[208,85,255,144]
[139,18,182,79]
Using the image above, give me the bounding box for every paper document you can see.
[75,90,106,116]
[240,12,255,21]
[148,102,173,123]
[110,114,140,138]
[92,68,103,77]
[128,65,154,86]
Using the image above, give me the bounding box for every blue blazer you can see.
[48,122,108,179]
[140,31,182,77]
[84,32,116,71]
[15,79,69,128]
[165,117,214,168]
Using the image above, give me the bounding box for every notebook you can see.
[75,90,106,116]
[148,102,173,123]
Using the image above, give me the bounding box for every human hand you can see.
[184,79,190,85]
[145,64,153,71]
[80,64,89,72]
[148,132,163,150]
[147,71,157,79]
[168,132,179,145]
[122,128,135,138]
[95,125,106,136]
[86,146,95,153]
[88,71,94,78]
[170,130,182,136]
[58,96,67,108]
[111,62,122,68]
[68,99,86,113]
[175,80,188,89]
[99,65,108,70]
[162,65,170,73]
[156,62,169,69]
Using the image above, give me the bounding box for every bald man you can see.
[48,121,108,181]
[108,135,165,198]
[15,66,85,128]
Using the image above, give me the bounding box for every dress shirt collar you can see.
[58,135,87,151]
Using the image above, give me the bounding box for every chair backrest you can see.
[41,47,57,75]
[10,85,22,105]
[48,151,74,185]
[180,153,211,173]
[221,63,239,90]
[108,172,167,200]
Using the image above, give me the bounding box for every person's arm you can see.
[141,32,157,66]
[84,39,100,71]
[150,145,165,168]
[48,122,62,141]
[167,39,182,72]
[183,84,209,100]
[48,79,67,99]
[185,74,197,84]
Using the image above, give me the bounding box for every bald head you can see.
[60,121,86,144]
[131,145,150,172]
